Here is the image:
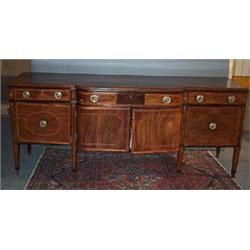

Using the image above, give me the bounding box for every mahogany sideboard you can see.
[9,73,248,178]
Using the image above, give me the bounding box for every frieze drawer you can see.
[10,88,71,102]
[78,92,117,106]
[145,93,183,106]
[187,91,247,105]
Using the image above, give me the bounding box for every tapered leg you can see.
[71,103,77,172]
[216,147,221,158]
[72,144,78,172]
[231,147,240,178]
[177,147,184,173]
[27,144,32,154]
[13,143,20,172]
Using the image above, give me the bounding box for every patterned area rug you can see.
[26,148,241,190]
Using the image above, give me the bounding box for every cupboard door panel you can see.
[78,107,130,151]
[184,106,242,146]
[15,103,71,144]
[132,108,181,153]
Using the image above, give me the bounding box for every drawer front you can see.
[15,103,71,144]
[187,91,247,105]
[145,93,183,106]
[117,93,144,105]
[132,108,181,153]
[184,107,242,146]
[12,88,71,101]
[78,107,130,151]
[79,92,117,106]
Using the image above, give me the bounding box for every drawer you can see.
[184,106,242,146]
[11,88,71,101]
[144,93,183,106]
[15,103,71,144]
[117,93,144,105]
[187,91,247,105]
[78,92,117,106]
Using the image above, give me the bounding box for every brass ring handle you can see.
[196,95,205,103]
[209,122,217,130]
[228,95,236,104]
[39,120,47,128]
[54,91,63,99]
[162,96,172,104]
[90,95,99,103]
[22,91,31,99]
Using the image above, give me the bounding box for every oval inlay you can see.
[24,111,62,137]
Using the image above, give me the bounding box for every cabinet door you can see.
[78,107,130,151]
[15,102,71,144]
[131,108,181,153]
[184,106,242,146]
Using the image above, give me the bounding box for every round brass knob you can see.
[196,95,205,103]
[39,120,47,128]
[90,95,99,103]
[54,91,62,99]
[22,91,31,99]
[209,122,217,130]
[162,96,172,104]
[228,95,236,104]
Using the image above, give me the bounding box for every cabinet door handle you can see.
[209,122,217,130]
[162,96,172,104]
[228,95,236,103]
[22,91,31,98]
[196,95,205,103]
[54,91,63,99]
[39,120,47,128]
[90,95,99,103]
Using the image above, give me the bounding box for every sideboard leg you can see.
[71,101,78,173]
[216,147,221,158]
[72,144,78,172]
[27,144,32,155]
[13,143,20,172]
[177,147,184,173]
[231,147,240,178]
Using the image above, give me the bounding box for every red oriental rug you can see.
[25,148,241,190]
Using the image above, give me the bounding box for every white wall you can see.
[31,59,229,77]
[234,60,250,76]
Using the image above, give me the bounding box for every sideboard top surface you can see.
[9,72,248,92]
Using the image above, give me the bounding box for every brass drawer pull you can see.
[54,91,63,99]
[90,95,99,103]
[228,95,236,103]
[196,95,205,103]
[209,122,217,130]
[162,96,172,104]
[22,91,31,99]
[39,120,47,128]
